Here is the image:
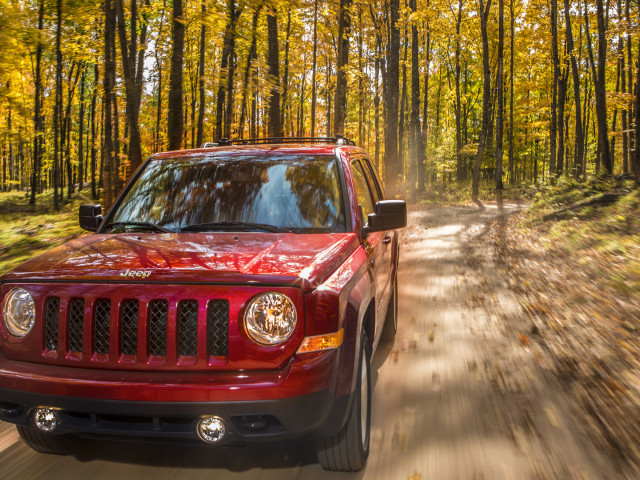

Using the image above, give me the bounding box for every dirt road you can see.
[0,205,620,479]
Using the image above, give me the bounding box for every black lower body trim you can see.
[0,388,349,445]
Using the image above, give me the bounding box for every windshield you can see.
[108,155,345,233]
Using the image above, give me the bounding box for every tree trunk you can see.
[398,38,407,175]
[30,0,44,205]
[496,0,504,194]
[239,5,262,138]
[549,0,559,183]
[374,39,381,172]
[267,8,282,137]
[103,0,117,209]
[557,66,567,177]
[455,0,463,181]
[326,59,332,136]
[225,3,240,139]
[472,0,492,202]
[508,0,515,184]
[418,10,429,193]
[385,0,400,198]
[335,0,352,135]
[215,0,236,140]
[78,66,86,191]
[65,64,80,198]
[585,0,612,175]
[357,9,364,145]
[53,0,63,210]
[196,1,206,146]
[564,0,584,179]
[634,30,640,176]
[153,2,166,151]
[167,0,184,150]
[310,0,319,137]
[625,0,632,174]
[115,0,144,173]
[410,0,422,197]
[91,64,98,200]
[282,12,291,134]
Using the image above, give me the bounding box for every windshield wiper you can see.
[180,221,291,233]
[107,221,174,233]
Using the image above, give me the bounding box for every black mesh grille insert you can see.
[68,298,85,353]
[44,297,60,350]
[94,299,111,355]
[178,300,198,356]
[120,300,139,356]
[207,300,229,356]
[148,300,168,356]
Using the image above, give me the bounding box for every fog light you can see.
[33,408,58,432]
[197,416,226,443]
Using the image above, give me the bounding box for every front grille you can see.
[94,299,111,354]
[207,300,229,356]
[68,298,85,353]
[148,300,168,356]
[120,300,139,356]
[39,294,230,367]
[178,300,198,356]
[44,297,60,350]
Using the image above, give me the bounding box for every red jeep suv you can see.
[0,137,405,471]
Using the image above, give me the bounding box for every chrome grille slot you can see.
[148,300,168,356]
[207,300,229,357]
[120,300,139,356]
[44,297,60,351]
[93,299,111,355]
[68,298,85,353]
[177,300,198,357]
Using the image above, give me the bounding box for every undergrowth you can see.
[522,177,640,296]
[414,179,537,205]
[0,190,86,276]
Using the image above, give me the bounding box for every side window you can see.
[362,158,384,201]
[351,160,375,225]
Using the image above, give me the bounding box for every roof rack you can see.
[202,135,356,148]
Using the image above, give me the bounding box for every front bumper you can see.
[0,348,352,443]
[0,388,349,444]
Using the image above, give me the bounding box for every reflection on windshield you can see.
[110,155,345,233]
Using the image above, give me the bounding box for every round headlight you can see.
[244,292,297,345]
[2,288,36,337]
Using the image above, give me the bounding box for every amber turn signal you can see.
[297,329,344,354]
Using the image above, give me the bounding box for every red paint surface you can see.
[3,233,359,292]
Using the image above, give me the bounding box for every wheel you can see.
[16,425,76,455]
[317,332,371,471]
[381,277,398,341]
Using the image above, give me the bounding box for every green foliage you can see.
[524,180,640,296]
[0,191,85,276]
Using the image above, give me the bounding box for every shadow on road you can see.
[70,435,320,471]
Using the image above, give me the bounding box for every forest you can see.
[0,0,639,209]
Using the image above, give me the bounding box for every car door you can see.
[350,159,390,331]
[361,158,394,322]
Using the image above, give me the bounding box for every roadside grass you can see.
[0,190,86,276]
[492,178,640,473]
[415,179,537,205]
[523,177,640,296]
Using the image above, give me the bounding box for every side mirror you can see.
[79,204,103,232]
[364,200,407,234]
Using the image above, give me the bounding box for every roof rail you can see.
[212,135,356,147]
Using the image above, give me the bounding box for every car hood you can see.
[1,233,360,292]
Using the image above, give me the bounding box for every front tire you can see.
[317,332,371,471]
[16,425,76,455]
